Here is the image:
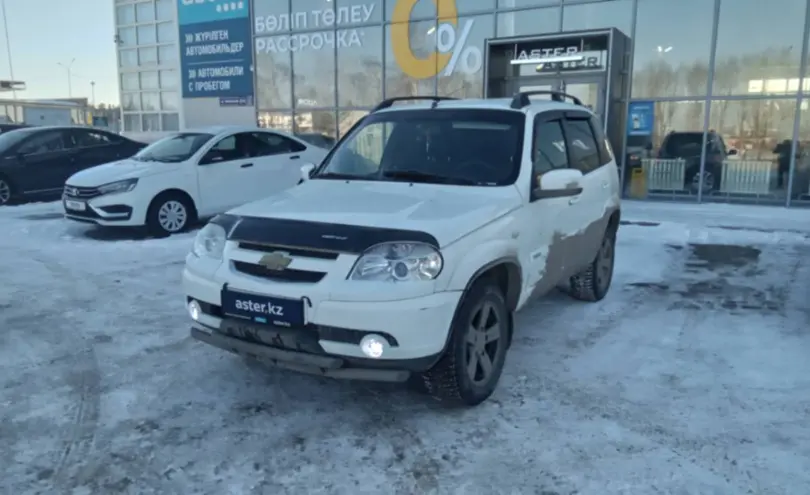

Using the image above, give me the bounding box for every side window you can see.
[532,119,569,188]
[589,116,612,166]
[200,134,250,163]
[251,132,307,156]
[17,131,69,155]
[564,118,601,174]
[74,130,113,147]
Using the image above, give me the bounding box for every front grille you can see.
[64,185,101,199]
[237,242,339,260]
[233,261,326,283]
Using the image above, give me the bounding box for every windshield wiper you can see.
[383,170,479,185]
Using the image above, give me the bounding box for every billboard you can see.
[178,0,254,100]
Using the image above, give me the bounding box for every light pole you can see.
[90,81,95,106]
[1,0,16,100]
[57,58,76,97]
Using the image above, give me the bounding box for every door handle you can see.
[289,155,300,160]
[568,197,580,205]
[241,163,253,168]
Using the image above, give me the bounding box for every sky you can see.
[0,0,119,105]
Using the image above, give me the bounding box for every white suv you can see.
[183,92,621,407]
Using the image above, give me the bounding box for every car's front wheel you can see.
[146,192,196,237]
[421,278,510,407]
[0,176,13,206]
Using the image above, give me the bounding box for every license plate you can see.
[64,199,86,211]
[220,288,305,327]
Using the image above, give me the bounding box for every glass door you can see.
[559,77,605,118]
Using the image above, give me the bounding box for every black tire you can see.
[145,192,196,237]
[564,228,616,302]
[420,278,510,407]
[0,175,14,206]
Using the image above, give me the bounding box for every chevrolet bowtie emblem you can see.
[258,252,292,271]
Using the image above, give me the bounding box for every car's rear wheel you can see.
[421,278,509,407]
[565,228,616,302]
[146,192,195,237]
[0,176,13,206]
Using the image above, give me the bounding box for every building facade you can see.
[119,0,810,207]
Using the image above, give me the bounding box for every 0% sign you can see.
[433,19,482,75]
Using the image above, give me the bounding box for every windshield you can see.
[662,132,705,157]
[134,132,214,162]
[0,128,35,152]
[315,109,524,186]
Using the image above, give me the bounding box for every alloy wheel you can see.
[595,235,614,293]
[464,301,503,386]
[158,200,188,233]
[0,179,10,205]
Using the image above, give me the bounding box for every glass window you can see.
[338,26,383,106]
[562,0,632,33]
[136,2,155,22]
[156,0,172,21]
[564,118,600,174]
[162,113,180,131]
[633,0,713,98]
[497,0,559,9]
[156,22,176,43]
[137,25,156,45]
[439,0,495,16]
[74,130,113,146]
[707,98,797,199]
[159,69,177,88]
[256,36,293,108]
[18,131,67,154]
[141,92,160,111]
[385,0,436,21]
[160,91,179,110]
[336,0,382,24]
[533,119,568,180]
[116,4,135,25]
[338,110,369,138]
[123,113,141,132]
[292,31,336,108]
[121,93,140,111]
[318,109,525,185]
[252,132,308,155]
[142,113,161,132]
[158,45,177,64]
[793,103,810,204]
[496,7,559,37]
[137,132,214,160]
[385,20,437,97]
[437,14,492,99]
[139,47,158,65]
[258,111,294,132]
[121,72,139,91]
[140,71,159,89]
[118,27,136,46]
[294,110,338,139]
[254,0,289,35]
[120,49,138,67]
[714,0,805,97]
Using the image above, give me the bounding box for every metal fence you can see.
[719,160,774,195]
[642,158,686,192]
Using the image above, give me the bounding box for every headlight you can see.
[98,178,138,195]
[348,242,443,282]
[192,222,227,260]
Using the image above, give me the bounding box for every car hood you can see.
[66,158,180,186]
[228,179,523,247]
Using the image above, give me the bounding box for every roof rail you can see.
[371,96,457,112]
[510,90,583,109]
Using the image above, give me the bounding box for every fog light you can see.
[360,334,387,359]
[188,300,201,321]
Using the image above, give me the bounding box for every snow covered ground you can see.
[1,200,809,494]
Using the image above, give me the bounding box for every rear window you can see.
[317,109,525,186]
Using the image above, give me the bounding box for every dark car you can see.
[0,123,29,134]
[657,130,736,193]
[294,132,336,150]
[0,126,146,206]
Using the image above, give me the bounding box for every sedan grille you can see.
[64,185,101,199]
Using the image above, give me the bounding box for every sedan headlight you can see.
[192,222,227,260]
[98,178,138,195]
[348,242,443,282]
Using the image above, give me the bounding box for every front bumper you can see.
[184,263,462,378]
[62,192,146,227]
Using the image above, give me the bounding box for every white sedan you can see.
[62,125,327,236]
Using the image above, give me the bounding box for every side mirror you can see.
[531,168,584,201]
[299,163,316,182]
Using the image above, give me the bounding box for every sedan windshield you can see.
[134,132,214,162]
[315,109,524,186]
[0,128,36,152]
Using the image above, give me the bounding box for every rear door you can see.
[13,129,77,194]
[196,133,255,214]
[69,129,126,174]
[244,131,311,200]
